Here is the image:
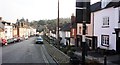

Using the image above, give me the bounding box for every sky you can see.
[0,0,100,22]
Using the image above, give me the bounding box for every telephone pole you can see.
[57,0,60,49]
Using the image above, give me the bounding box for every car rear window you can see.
[37,38,42,40]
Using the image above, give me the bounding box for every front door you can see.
[116,37,120,53]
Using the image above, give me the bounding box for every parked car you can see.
[14,37,18,42]
[1,38,7,46]
[24,36,28,40]
[20,37,24,41]
[7,38,14,44]
[36,37,43,44]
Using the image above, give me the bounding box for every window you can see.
[86,26,88,34]
[21,23,23,27]
[5,28,7,33]
[79,27,81,34]
[72,29,75,36]
[102,17,109,28]
[5,31,7,33]
[103,17,109,25]
[119,10,120,23]
[101,35,109,47]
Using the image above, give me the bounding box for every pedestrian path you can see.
[74,51,119,65]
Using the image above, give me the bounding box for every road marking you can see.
[41,46,49,64]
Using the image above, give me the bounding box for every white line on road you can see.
[41,45,49,64]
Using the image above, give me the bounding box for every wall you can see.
[59,31,66,44]
[0,31,5,39]
[13,29,17,37]
[4,25,13,39]
[77,13,94,36]
[94,7,118,50]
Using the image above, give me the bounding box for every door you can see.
[116,37,120,53]
[93,36,98,50]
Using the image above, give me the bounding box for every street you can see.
[1,37,57,65]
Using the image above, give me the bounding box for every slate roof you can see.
[60,23,71,31]
[91,0,120,12]
[91,2,101,12]
[0,22,4,29]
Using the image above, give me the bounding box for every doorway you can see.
[116,37,120,53]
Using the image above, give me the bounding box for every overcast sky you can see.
[0,0,100,22]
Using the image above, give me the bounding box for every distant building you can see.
[16,18,30,37]
[12,24,18,38]
[0,17,4,39]
[1,21,13,39]
[59,23,71,46]
[70,14,77,46]
[30,27,36,36]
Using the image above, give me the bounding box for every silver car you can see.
[36,37,43,44]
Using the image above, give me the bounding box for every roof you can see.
[91,1,120,12]
[114,1,120,8]
[0,22,4,29]
[1,21,11,25]
[91,2,101,12]
[60,23,71,31]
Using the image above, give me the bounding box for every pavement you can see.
[74,50,120,65]
[1,37,57,65]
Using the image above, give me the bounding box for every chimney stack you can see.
[0,17,2,21]
[71,13,76,23]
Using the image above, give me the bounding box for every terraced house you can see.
[16,18,30,38]
[0,17,4,39]
[0,18,13,40]
[93,0,120,53]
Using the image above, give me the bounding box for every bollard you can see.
[104,55,107,65]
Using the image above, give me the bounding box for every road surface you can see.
[1,37,57,65]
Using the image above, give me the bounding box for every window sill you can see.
[102,26,109,28]
[101,44,109,47]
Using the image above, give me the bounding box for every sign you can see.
[76,0,91,24]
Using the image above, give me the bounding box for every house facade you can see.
[12,24,18,38]
[1,21,13,39]
[59,23,71,46]
[76,5,98,50]
[70,14,77,46]
[93,1,120,52]
[0,22,4,39]
[77,13,96,50]
[30,27,36,36]
[16,18,30,38]
[0,17,4,39]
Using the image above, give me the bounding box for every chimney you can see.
[71,13,76,23]
[0,17,2,21]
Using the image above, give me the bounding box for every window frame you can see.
[102,16,109,28]
[79,27,81,34]
[101,35,109,47]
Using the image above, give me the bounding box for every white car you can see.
[24,36,28,40]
